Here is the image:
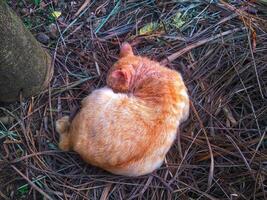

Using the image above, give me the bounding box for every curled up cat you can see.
[56,43,189,176]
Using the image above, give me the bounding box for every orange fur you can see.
[56,43,189,176]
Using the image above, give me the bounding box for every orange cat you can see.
[56,43,189,176]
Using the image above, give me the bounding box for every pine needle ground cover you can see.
[0,1,266,199]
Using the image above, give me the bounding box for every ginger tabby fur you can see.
[56,43,189,176]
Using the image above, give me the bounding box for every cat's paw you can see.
[56,116,70,134]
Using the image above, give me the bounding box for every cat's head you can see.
[107,43,138,93]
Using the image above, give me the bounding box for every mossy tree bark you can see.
[0,1,53,102]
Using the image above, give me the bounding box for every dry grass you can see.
[0,0,267,199]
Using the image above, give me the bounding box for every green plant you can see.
[32,0,41,6]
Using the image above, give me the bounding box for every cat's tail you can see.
[56,116,72,151]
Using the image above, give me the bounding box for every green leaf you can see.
[172,12,186,29]
[18,185,29,195]
[51,11,62,19]
[32,0,41,6]
[139,22,160,35]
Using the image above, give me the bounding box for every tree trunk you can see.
[0,1,53,102]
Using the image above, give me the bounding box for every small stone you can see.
[36,33,50,44]
[48,23,58,39]
[20,8,28,15]
[100,7,107,15]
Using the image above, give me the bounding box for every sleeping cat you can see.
[56,43,189,176]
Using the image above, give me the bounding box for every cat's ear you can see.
[120,42,134,58]
[110,69,129,84]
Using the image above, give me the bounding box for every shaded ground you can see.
[0,0,267,199]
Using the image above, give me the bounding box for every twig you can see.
[250,128,267,164]
[247,31,265,99]
[73,0,91,19]
[177,180,219,200]
[160,27,245,65]
[225,135,252,172]
[100,183,112,200]
[95,0,121,34]
[11,165,54,200]
[218,0,263,22]
[190,101,214,189]
[0,190,10,200]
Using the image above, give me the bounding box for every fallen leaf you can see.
[172,12,186,29]
[139,22,160,35]
[51,11,62,19]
